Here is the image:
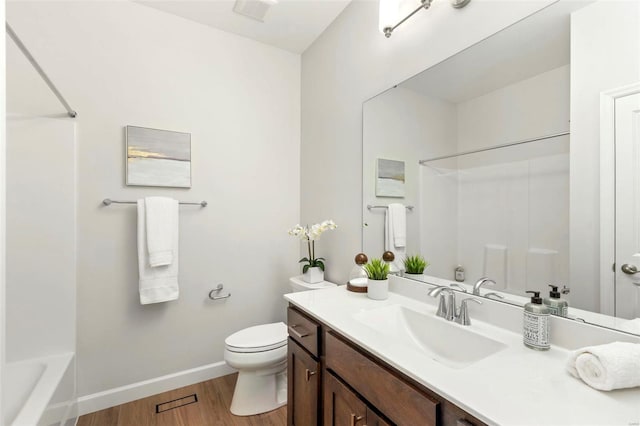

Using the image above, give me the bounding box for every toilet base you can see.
[230,365,287,416]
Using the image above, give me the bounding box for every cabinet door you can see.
[324,372,368,426]
[288,338,321,426]
[366,408,392,426]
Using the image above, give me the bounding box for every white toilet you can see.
[224,276,335,416]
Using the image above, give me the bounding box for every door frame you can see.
[600,82,640,316]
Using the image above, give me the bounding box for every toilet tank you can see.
[289,276,337,292]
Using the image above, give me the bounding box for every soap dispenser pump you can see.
[544,285,568,317]
[523,291,550,351]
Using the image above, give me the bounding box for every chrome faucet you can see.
[473,277,496,296]
[485,292,504,300]
[449,283,467,293]
[427,286,456,321]
[455,298,483,326]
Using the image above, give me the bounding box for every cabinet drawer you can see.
[326,331,439,426]
[288,307,320,357]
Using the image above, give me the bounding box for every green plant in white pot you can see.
[403,255,429,277]
[363,258,390,300]
[288,220,337,283]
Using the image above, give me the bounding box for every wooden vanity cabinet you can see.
[324,372,391,426]
[288,337,321,426]
[287,304,485,426]
[288,307,322,426]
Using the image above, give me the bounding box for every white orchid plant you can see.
[288,220,338,273]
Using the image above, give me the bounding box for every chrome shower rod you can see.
[6,22,77,118]
[418,131,570,164]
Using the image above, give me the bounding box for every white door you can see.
[615,92,640,319]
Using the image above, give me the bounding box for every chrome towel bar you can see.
[103,198,207,207]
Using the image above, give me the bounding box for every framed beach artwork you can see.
[376,158,405,197]
[126,125,191,188]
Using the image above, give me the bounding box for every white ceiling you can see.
[137,0,352,54]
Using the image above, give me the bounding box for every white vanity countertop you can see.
[284,285,640,426]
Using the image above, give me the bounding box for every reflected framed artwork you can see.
[376,158,405,197]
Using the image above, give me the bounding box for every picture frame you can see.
[376,158,405,197]
[126,125,191,188]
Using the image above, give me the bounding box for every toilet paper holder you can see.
[209,284,231,301]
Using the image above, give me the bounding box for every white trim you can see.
[76,361,235,416]
[1,0,7,420]
[600,82,640,316]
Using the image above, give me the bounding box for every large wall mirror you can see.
[362,0,640,335]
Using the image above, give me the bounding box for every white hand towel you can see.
[620,318,640,334]
[566,342,640,391]
[145,196,177,267]
[137,198,179,304]
[385,204,406,270]
[388,203,407,247]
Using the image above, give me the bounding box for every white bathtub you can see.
[4,352,74,426]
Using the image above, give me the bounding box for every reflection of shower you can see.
[419,132,570,296]
[6,23,77,117]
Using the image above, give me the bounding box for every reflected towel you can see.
[388,203,406,247]
[385,203,406,270]
[137,198,179,304]
[566,342,640,391]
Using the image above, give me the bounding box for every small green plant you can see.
[363,258,390,280]
[404,255,429,274]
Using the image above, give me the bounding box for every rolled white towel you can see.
[566,342,640,391]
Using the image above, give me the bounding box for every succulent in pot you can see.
[403,254,429,275]
[363,258,390,300]
[363,258,389,280]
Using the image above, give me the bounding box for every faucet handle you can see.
[485,292,505,300]
[455,298,483,326]
[449,283,467,292]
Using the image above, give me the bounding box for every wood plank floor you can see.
[77,373,286,426]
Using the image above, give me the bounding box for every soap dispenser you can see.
[523,291,550,351]
[544,285,568,317]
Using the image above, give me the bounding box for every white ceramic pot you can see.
[303,266,324,284]
[367,278,389,300]
[404,272,424,281]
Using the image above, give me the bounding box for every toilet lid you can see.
[225,322,287,353]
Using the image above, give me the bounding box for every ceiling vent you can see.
[233,0,278,22]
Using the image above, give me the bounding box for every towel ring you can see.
[209,283,231,301]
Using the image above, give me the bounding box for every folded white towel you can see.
[388,203,406,247]
[145,197,177,267]
[566,342,640,391]
[137,198,179,304]
[385,203,406,270]
[619,318,640,334]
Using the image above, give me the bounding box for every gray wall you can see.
[300,0,557,285]
[7,1,300,397]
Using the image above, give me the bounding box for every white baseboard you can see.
[76,361,235,416]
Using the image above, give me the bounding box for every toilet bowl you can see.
[224,322,288,416]
[224,276,336,416]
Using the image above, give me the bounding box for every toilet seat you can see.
[225,322,287,353]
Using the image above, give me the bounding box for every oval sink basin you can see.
[353,304,507,369]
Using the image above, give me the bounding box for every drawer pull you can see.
[288,325,310,339]
[305,368,317,382]
[350,414,364,426]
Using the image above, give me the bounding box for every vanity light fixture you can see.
[379,0,471,38]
